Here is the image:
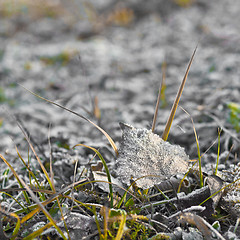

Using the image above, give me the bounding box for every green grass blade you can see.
[215,128,222,175]
[0,209,21,240]
[199,177,240,206]
[73,144,114,208]
[192,121,203,187]
[162,46,197,141]
[177,160,198,193]
[9,213,20,240]
[0,191,27,212]
[180,107,203,187]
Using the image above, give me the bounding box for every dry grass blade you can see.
[20,179,87,223]
[152,61,166,132]
[48,124,55,191]
[0,154,31,205]
[102,206,109,239]
[9,212,21,240]
[14,118,55,192]
[20,85,119,156]
[0,187,54,194]
[178,212,225,240]
[22,222,53,240]
[162,46,197,141]
[17,177,68,240]
[115,210,127,240]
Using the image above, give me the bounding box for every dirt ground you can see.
[0,0,240,238]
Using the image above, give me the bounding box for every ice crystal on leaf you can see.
[115,123,189,189]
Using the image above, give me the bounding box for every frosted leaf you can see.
[115,123,189,189]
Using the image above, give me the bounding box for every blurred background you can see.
[0,0,240,175]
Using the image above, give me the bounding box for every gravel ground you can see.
[0,0,240,238]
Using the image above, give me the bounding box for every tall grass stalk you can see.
[162,46,197,141]
[152,61,167,133]
[215,128,222,175]
[192,121,203,187]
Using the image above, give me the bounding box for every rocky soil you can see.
[0,0,240,238]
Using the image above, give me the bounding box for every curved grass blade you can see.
[180,107,203,187]
[73,144,114,208]
[20,85,119,156]
[162,46,197,141]
[177,159,197,193]
[0,209,20,240]
[68,180,141,208]
[9,212,20,240]
[0,192,26,211]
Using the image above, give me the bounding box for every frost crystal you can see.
[115,123,189,189]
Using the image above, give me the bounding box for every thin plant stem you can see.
[215,128,222,175]
[152,61,166,132]
[180,107,203,187]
